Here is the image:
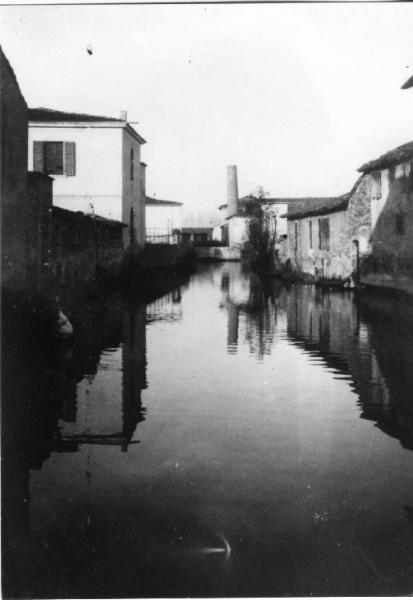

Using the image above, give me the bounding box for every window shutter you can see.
[33,141,44,172]
[65,142,76,176]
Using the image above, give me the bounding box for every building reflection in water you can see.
[221,263,413,451]
[221,263,280,358]
[1,282,184,597]
[284,284,413,452]
[56,301,147,453]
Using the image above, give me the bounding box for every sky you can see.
[1,3,413,215]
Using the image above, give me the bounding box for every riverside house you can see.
[357,141,413,294]
[28,108,147,248]
[285,139,413,295]
[285,175,372,283]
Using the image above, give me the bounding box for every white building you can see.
[28,108,146,247]
[213,166,284,249]
[214,166,326,254]
[145,196,183,244]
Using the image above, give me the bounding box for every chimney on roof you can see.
[227,165,238,219]
[120,110,128,121]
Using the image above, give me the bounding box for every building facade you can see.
[284,175,373,283]
[28,108,146,248]
[286,196,350,281]
[358,141,413,294]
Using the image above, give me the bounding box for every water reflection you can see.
[220,264,413,451]
[1,277,186,598]
[285,285,413,452]
[221,263,279,358]
[2,264,413,598]
[56,303,147,453]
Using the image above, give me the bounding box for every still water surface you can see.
[3,263,413,597]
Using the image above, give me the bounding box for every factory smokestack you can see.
[227,165,238,219]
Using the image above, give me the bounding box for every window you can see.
[44,142,63,174]
[402,161,413,193]
[371,171,382,198]
[130,148,134,180]
[308,220,313,249]
[396,214,405,236]
[33,141,76,176]
[318,217,330,251]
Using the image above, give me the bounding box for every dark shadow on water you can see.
[1,268,190,599]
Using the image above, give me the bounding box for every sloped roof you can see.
[358,140,413,174]
[29,107,123,123]
[285,175,364,220]
[286,195,350,220]
[145,196,183,207]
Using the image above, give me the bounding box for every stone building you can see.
[286,194,351,281]
[28,108,147,248]
[357,141,413,294]
[285,176,372,283]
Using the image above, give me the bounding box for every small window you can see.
[308,220,313,249]
[130,148,134,180]
[396,214,405,236]
[318,217,330,251]
[371,171,382,198]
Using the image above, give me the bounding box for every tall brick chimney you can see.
[227,165,239,219]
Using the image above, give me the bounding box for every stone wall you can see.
[346,175,371,277]
[360,165,413,294]
[287,210,351,281]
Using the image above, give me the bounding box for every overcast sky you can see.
[1,3,413,212]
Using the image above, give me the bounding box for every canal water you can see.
[2,263,413,598]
